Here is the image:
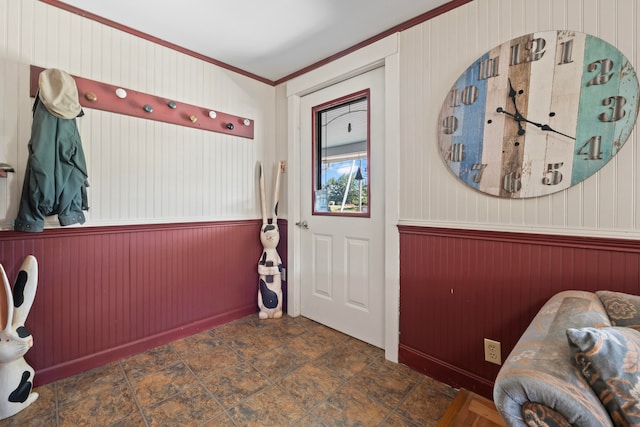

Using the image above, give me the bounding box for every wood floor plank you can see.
[437,389,506,427]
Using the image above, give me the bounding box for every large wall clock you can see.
[437,30,640,198]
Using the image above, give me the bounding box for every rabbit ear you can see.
[12,256,37,328]
[259,162,268,226]
[0,264,12,331]
[273,162,281,223]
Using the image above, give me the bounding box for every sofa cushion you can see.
[597,291,640,330]
[566,326,640,427]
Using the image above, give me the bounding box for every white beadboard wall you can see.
[0,0,276,230]
[399,0,640,239]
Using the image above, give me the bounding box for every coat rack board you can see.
[29,65,254,139]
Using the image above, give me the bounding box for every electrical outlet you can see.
[279,160,286,174]
[484,338,502,365]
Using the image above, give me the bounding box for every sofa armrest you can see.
[494,290,613,427]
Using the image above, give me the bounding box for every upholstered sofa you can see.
[494,290,640,427]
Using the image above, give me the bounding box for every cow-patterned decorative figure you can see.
[258,162,283,319]
[0,256,39,420]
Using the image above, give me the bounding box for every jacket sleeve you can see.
[26,100,57,214]
[13,100,57,232]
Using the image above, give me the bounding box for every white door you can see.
[299,67,385,348]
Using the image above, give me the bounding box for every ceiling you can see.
[56,0,454,83]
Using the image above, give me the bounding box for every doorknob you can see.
[295,220,309,229]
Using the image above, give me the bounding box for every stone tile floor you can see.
[0,314,456,426]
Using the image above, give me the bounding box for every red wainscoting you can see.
[0,219,288,386]
[398,225,640,399]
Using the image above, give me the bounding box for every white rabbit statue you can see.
[0,256,39,420]
[258,162,283,319]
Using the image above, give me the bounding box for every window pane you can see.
[313,92,369,216]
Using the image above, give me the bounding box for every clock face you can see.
[438,30,640,198]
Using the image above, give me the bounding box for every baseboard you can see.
[399,344,495,400]
[34,304,257,386]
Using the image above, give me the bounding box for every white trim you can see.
[383,52,400,362]
[286,36,398,97]
[286,94,302,317]
[286,33,400,362]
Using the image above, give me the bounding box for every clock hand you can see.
[507,79,526,136]
[496,108,576,140]
[507,79,519,107]
[536,123,576,140]
[496,107,525,124]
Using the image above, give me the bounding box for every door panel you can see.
[299,67,385,348]
[345,238,369,309]
[312,234,333,298]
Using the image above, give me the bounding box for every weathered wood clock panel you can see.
[437,30,639,198]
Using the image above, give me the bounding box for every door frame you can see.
[285,35,400,362]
